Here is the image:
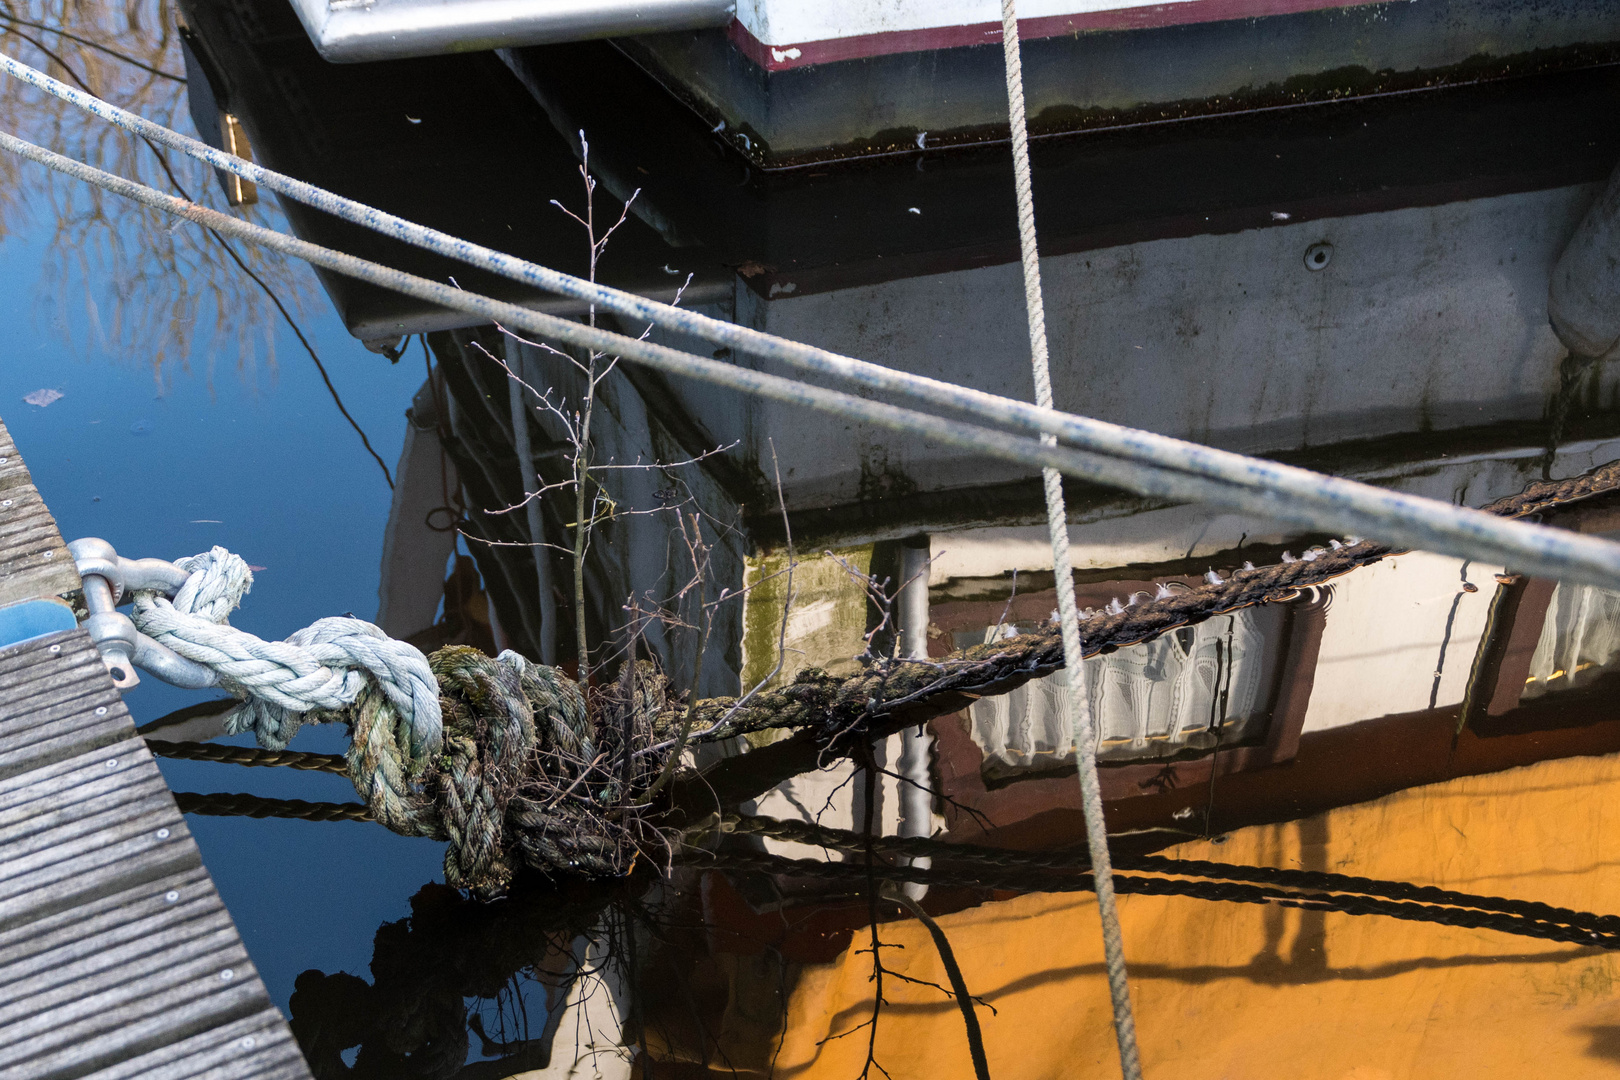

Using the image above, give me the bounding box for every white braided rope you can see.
[999,3,1144,1077]
[131,547,442,759]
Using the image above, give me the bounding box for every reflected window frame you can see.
[1462,502,1620,735]
[926,576,1329,807]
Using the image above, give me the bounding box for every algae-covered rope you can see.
[136,460,1620,895]
[663,458,1620,752]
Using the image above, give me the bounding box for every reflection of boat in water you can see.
[182,0,1620,458]
[287,519,1620,1078]
[291,420,1620,1076]
[180,0,1620,660]
[163,0,1620,1075]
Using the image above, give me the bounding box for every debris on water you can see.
[23,388,63,407]
[130,418,153,434]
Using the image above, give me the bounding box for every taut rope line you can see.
[110,458,1620,894]
[999,2,1142,1075]
[7,53,1620,585]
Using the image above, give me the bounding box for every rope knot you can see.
[130,548,443,765]
[170,546,253,622]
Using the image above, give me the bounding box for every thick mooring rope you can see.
[131,547,442,763]
[714,814,1620,932]
[999,3,1142,1072]
[688,848,1620,951]
[136,460,1620,894]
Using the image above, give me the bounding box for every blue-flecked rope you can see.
[4,53,1620,589]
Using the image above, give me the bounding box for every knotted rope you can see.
[130,459,1620,894]
[124,551,590,886]
[128,550,673,891]
[131,547,442,766]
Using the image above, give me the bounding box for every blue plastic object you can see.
[0,599,78,648]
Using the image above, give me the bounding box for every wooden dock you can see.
[0,419,313,1080]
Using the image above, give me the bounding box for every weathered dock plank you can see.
[0,417,313,1080]
[0,423,78,607]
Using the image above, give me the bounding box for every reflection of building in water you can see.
[165,0,1620,1071]
[304,470,1620,1077]
[957,604,1284,776]
[751,750,1620,1079]
[1523,582,1620,701]
[179,0,1620,704]
[605,498,1620,1080]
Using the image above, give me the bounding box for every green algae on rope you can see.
[141,460,1620,895]
[327,647,680,893]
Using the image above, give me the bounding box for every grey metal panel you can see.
[0,416,313,1079]
[286,0,734,63]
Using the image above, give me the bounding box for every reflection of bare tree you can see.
[0,0,316,383]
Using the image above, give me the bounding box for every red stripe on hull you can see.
[728,0,1390,71]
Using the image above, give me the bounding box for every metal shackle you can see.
[67,538,221,693]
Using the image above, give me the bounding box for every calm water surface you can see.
[7,10,1620,1077]
[0,223,445,1012]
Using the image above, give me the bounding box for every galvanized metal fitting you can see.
[68,538,221,693]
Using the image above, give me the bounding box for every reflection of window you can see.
[1522,584,1620,701]
[960,609,1286,781]
[1461,506,1620,732]
[928,581,1324,802]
